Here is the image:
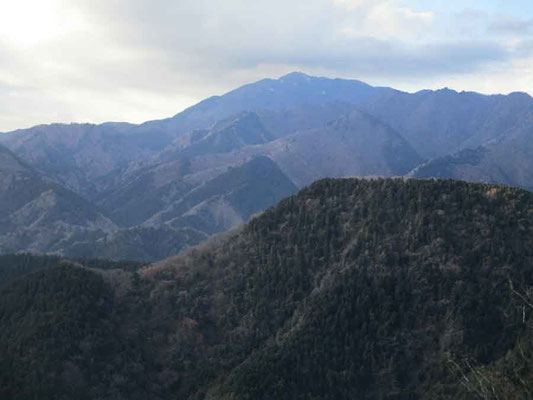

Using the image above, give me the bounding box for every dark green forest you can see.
[0,254,64,288]
[2,178,533,399]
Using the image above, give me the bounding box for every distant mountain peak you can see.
[507,91,531,99]
[278,71,313,82]
[435,87,458,94]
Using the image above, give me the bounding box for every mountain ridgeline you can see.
[2,178,533,399]
[1,72,533,259]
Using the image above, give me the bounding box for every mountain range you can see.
[2,71,533,260]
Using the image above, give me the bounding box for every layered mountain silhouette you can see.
[1,72,533,259]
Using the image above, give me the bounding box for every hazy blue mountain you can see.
[97,158,193,227]
[184,110,423,188]
[360,88,533,159]
[99,102,366,229]
[411,114,533,191]
[0,144,116,255]
[66,156,297,260]
[0,123,159,197]
[133,71,391,138]
[264,109,423,186]
[157,112,274,163]
[146,156,298,233]
[255,102,358,138]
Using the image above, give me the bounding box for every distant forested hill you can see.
[2,178,533,399]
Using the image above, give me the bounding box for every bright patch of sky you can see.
[1,0,533,131]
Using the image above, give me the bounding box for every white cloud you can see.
[332,0,367,10]
[0,0,87,48]
[339,4,434,40]
[488,16,533,35]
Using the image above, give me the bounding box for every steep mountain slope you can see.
[63,157,298,261]
[0,123,152,196]
[0,140,207,260]
[264,110,423,186]
[99,155,297,229]
[2,178,533,399]
[411,115,533,191]
[153,102,363,168]
[256,102,358,138]
[146,156,298,231]
[156,112,275,163]
[101,103,364,228]
[98,158,193,227]
[186,110,423,187]
[360,89,533,159]
[0,144,116,255]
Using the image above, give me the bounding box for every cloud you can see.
[488,16,533,35]
[0,0,532,131]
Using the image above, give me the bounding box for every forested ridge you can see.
[2,178,533,399]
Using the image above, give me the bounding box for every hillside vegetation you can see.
[2,178,533,399]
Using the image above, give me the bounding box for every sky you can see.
[1,0,533,131]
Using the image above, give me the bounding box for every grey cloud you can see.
[226,38,510,78]
[488,17,533,35]
[62,1,521,83]
[69,1,522,75]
